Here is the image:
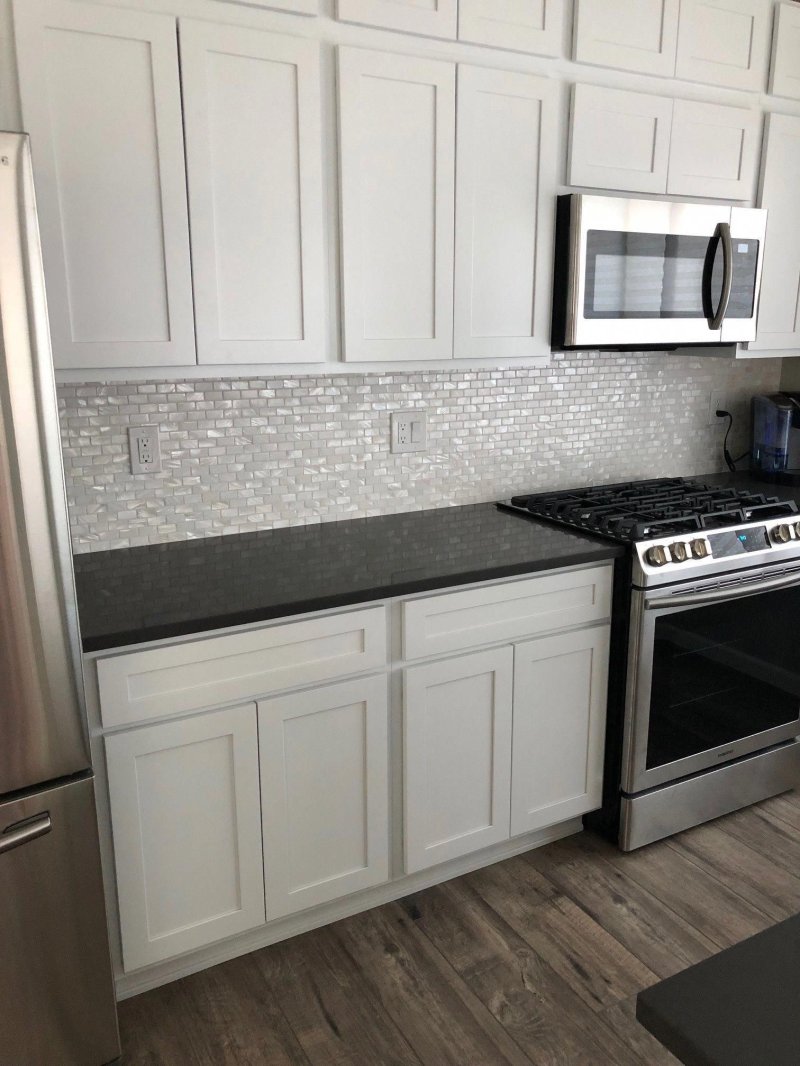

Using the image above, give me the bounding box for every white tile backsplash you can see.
[57,351,782,553]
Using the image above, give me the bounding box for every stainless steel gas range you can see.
[501,478,800,850]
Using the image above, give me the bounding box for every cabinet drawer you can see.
[402,566,612,660]
[97,606,387,728]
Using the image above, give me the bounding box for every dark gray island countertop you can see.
[74,502,624,652]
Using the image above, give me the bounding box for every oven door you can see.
[622,566,800,794]
[564,195,766,348]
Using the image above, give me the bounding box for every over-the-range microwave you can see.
[551,194,767,350]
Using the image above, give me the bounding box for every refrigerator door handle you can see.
[0,812,51,855]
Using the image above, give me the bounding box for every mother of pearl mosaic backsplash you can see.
[57,351,782,554]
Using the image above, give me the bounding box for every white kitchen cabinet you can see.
[667,99,760,200]
[458,0,565,57]
[258,676,389,918]
[179,21,325,364]
[336,0,457,38]
[454,65,556,361]
[749,113,800,353]
[217,0,317,13]
[14,0,194,369]
[404,646,513,873]
[769,1,800,100]
[338,47,455,361]
[569,83,673,194]
[573,0,680,77]
[511,626,609,836]
[675,0,772,91]
[105,704,265,971]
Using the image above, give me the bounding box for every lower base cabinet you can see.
[105,703,266,971]
[511,625,610,835]
[259,675,390,919]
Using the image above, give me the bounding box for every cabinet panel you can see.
[458,0,565,57]
[675,0,771,91]
[337,0,457,38]
[14,0,194,368]
[511,626,609,835]
[454,66,556,361]
[750,113,800,352]
[217,0,317,13]
[769,1,800,100]
[568,83,673,194]
[259,676,389,917]
[404,647,513,872]
[573,0,680,76]
[105,704,265,970]
[338,47,455,361]
[667,99,760,200]
[180,22,324,364]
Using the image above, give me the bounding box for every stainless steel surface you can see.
[619,741,800,851]
[0,775,120,1065]
[710,221,732,330]
[0,132,89,795]
[562,194,766,348]
[645,566,800,609]
[0,810,51,855]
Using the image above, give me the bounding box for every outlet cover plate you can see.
[391,411,427,454]
[708,390,728,427]
[129,426,162,474]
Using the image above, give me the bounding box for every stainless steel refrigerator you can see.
[0,131,120,1065]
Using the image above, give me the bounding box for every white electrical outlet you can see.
[391,411,427,454]
[129,426,162,474]
[708,391,728,427]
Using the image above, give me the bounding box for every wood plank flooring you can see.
[119,791,800,1065]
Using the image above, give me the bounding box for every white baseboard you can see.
[115,817,583,1000]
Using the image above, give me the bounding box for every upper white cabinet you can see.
[569,84,673,194]
[573,0,680,76]
[769,1,800,100]
[259,676,389,919]
[675,0,772,91]
[667,99,761,200]
[338,47,455,361]
[217,0,318,13]
[458,0,565,57]
[179,21,325,364]
[454,66,557,361]
[749,113,800,353]
[14,0,195,369]
[337,0,457,38]
[570,83,759,199]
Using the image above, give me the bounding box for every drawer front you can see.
[402,566,612,660]
[97,606,387,728]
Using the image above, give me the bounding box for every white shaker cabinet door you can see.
[770,2,800,100]
[667,100,760,200]
[259,677,390,919]
[337,0,457,38]
[180,21,325,364]
[573,0,680,76]
[338,48,455,361]
[750,113,800,353]
[569,84,673,194]
[511,626,609,836]
[458,0,565,57]
[404,647,513,873]
[454,66,556,361]
[217,0,317,13]
[14,0,195,369]
[105,705,265,971]
[675,0,772,91]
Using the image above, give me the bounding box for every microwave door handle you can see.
[710,222,733,330]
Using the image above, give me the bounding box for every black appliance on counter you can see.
[752,393,800,485]
[501,478,800,850]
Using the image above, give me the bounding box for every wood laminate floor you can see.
[119,792,800,1065]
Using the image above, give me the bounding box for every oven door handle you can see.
[646,570,800,610]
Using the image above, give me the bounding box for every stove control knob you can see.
[690,539,709,559]
[671,541,689,562]
[772,524,792,544]
[645,545,669,567]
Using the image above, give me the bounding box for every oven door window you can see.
[646,585,800,770]
[584,230,759,321]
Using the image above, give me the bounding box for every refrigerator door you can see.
[0,774,120,1065]
[0,132,89,794]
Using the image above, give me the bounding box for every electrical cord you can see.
[716,408,749,471]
